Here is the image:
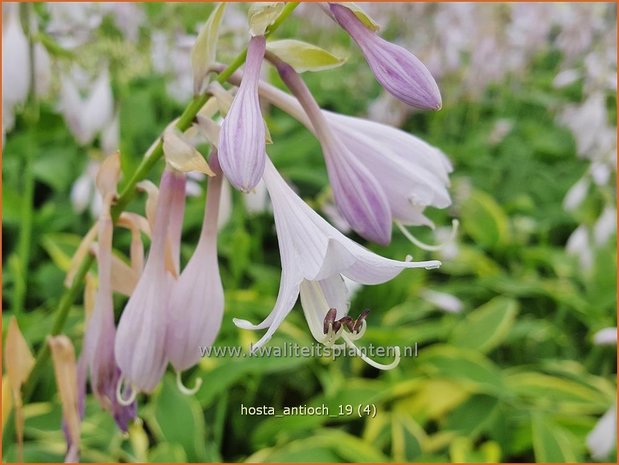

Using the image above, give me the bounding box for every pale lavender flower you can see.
[233,159,441,351]
[329,3,441,110]
[275,61,393,245]
[115,169,186,397]
[246,75,452,234]
[166,153,224,392]
[218,35,267,191]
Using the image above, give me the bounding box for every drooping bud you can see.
[166,152,225,390]
[218,35,267,191]
[115,169,186,395]
[329,3,442,110]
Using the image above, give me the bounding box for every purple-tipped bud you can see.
[166,153,224,373]
[218,35,267,192]
[85,213,137,429]
[115,169,186,394]
[330,3,442,110]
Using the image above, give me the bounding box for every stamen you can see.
[347,320,367,341]
[116,376,137,406]
[353,309,370,333]
[323,308,338,335]
[339,316,355,332]
[396,219,459,252]
[176,371,203,396]
[341,333,401,370]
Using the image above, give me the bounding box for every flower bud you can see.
[218,35,267,191]
[115,169,186,394]
[330,3,442,110]
[166,153,224,376]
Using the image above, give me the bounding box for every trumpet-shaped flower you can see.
[166,153,225,391]
[329,3,442,110]
[233,159,441,350]
[115,169,186,398]
[218,35,266,191]
[275,60,393,245]
[242,73,452,235]
[327,111,452,228]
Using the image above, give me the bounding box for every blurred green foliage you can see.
[2,2,616,463]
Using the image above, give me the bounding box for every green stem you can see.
[12,155,34,316]
[18,0,300,405]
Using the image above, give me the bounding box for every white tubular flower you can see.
[233,159,441,351]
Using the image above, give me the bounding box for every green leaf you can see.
[461,189,511,249]
[266,40,347,73]
[418,345,505,395]
[148,443,188,462]
[445,394,499,438]
[531,413,579,462]
[148,374,208,461]
[450,297,519,353]
[449,437,502,463]
[505,371,609,414]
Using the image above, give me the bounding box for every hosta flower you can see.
[275,60,393,245]
[115,169,186,398]
[218,35,267,191]
[166,153,224,392]
[329,3,442,110]
[246,74,452,235]
[233,159,441,350]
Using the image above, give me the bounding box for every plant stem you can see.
[18,0,300,405]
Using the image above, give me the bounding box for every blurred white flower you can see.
[46,2,103,48]
[593,327,617,346]
[151,32,194,103]
[566,225,593,271]
[587,406,617,461]
[563,177,590,212]
[593,206,616,246]
[421,289,463,313]
[3,3,30,133]
[70,159,102,216]
[59,68,115,146]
